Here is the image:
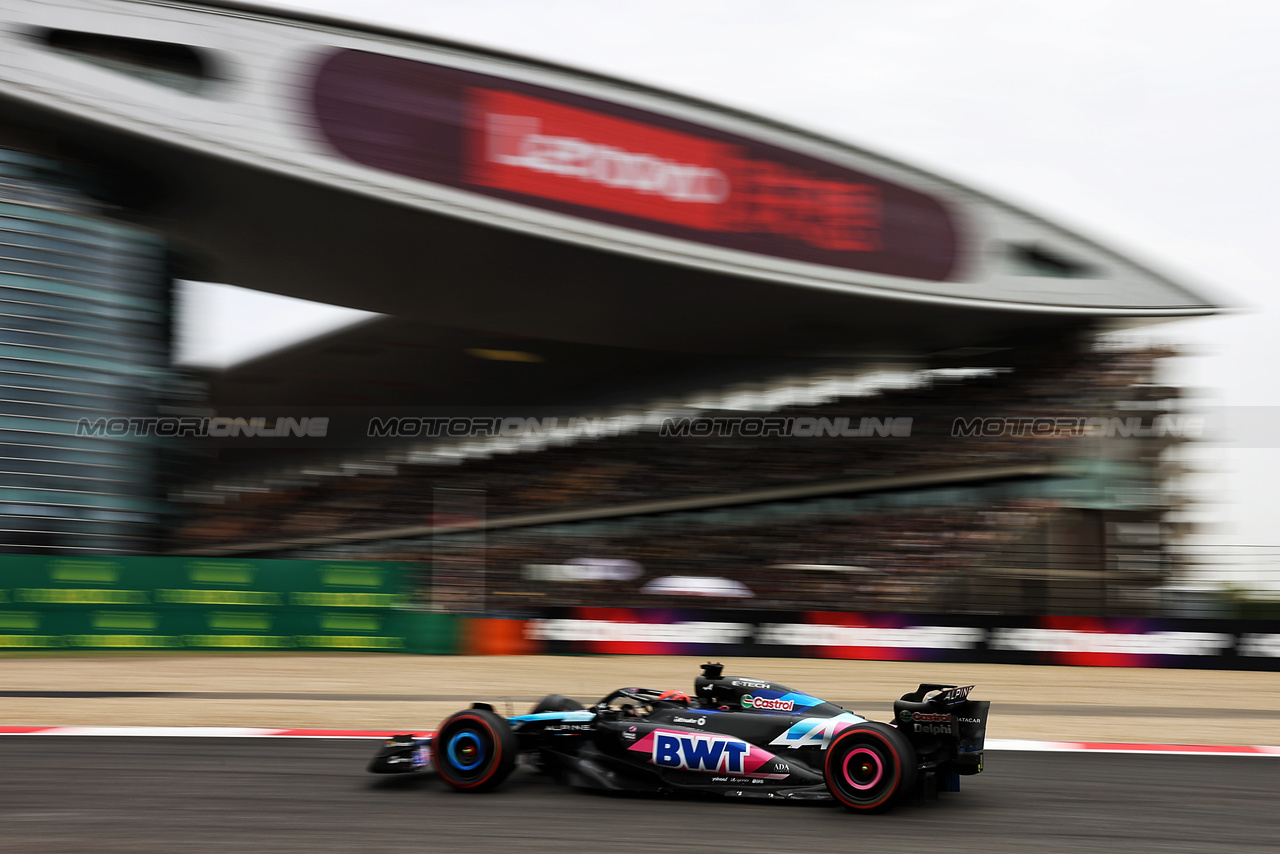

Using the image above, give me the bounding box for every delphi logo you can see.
[902,711,953,735]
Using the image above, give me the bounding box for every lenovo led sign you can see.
[310,50,958,281]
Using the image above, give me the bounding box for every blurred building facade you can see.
[0,144,171,553]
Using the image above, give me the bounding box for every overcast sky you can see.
[187,1,1280,561]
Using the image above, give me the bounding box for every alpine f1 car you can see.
[368,662,989,812]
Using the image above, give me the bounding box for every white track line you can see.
[986,738,1280,757]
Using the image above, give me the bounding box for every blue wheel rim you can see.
[446,730,485,771]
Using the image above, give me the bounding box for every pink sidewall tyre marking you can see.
[824,725,909,811]
[842,747,884,791]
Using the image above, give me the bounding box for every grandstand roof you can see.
[0,0,1220,406]
[207,314,853,408]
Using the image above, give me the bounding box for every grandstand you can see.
[172,343,1191,616]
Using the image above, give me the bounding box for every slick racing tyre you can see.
[435,708,518,792]
[824,722,917,812]
[529,694,585,714]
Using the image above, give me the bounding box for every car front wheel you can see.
[434,708,518,792]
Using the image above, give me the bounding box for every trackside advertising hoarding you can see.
[6,560,1279,669]
[309,50,959,281]
[0,555,423,651]
[524,608,1280,670]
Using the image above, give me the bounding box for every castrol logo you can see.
[910,712,952,723]
[741,695,795,712]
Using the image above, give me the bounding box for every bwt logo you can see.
[652,733,750,774]
[659,416,912,439]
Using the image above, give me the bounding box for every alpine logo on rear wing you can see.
[931,685,975,705]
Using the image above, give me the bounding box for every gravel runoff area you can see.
[3,654,1280,744]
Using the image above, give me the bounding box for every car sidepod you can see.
[591,717,825,798]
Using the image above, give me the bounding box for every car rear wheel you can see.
[435,708,518,792]
[824,722,917,812]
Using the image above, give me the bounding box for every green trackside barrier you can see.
[0,555,448,652]
[387,611,460,655]
[0,555,405,602]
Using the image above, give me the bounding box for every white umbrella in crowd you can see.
[639,576,755,598]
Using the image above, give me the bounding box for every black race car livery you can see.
[369,662,989,811]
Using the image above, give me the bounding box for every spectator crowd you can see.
[172,345,1178,614]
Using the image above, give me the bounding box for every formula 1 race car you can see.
[368,662,989,812]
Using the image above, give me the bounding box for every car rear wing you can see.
[893,684,988,774]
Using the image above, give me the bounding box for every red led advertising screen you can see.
[309,50,958,281]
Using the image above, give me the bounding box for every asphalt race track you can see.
[1,737,1276,854]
